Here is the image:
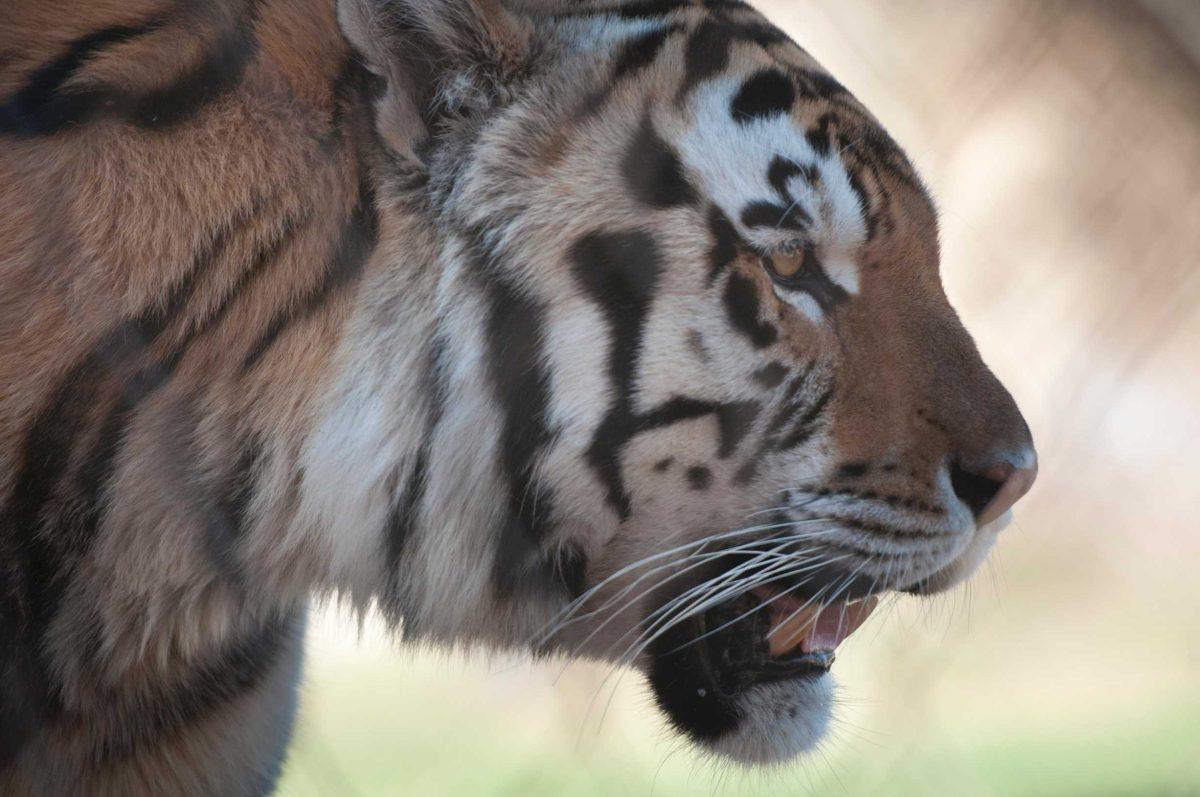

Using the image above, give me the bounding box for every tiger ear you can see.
[338,0,533,160]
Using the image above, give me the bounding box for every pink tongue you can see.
[755,590,879,657]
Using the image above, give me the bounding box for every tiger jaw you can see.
[638,555,890,764]
[550,487,1006,765]
[635,530,985,764]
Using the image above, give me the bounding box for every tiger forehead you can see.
[490,3,929,280]
[575,9,916,257]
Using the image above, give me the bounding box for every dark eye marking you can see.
[730,68,795,123]
[622,116,698,209]
[723,272,776,348]
[740,201,810,231]
[761,247,849,312]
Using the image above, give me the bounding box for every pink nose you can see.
[950,453,1038,527]
[976,461,1037,526]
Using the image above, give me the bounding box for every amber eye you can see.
[762,246,815,287]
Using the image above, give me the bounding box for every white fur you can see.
[706,677,834,764]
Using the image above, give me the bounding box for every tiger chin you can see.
[0,0,1037,792]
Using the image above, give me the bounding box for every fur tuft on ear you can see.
[339,0,532,158]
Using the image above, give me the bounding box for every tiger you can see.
[0,0,1039,793]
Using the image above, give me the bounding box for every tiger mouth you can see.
[645,577,879,743]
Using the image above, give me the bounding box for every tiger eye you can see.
[770,250,806,278]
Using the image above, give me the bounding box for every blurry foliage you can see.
[280,3,1200,795]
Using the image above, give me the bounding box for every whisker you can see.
[615,550,848,666]
[538,521,841,648]
[659,560,853,657]
[534,520,817,644]
[538,528,833,648]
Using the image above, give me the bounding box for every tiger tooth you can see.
[765,604,819,657]
[763,595,879,658]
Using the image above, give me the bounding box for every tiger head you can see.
[334,0,1037,763]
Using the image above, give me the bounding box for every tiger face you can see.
[339,0,1037,764]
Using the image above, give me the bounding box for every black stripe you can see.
[622,116,698,209]
[859,156,898,238]
[572,231,662,399]
[323,53,386,151]
[3,204,258,635]
[766,364,815,434]
[553,544,588,601]
[183,210,307,342]
[740,200,810,231]
[566,226,772,513]
[686,465,712,490]
[836,462,870,480]
[794,68,848,101]
[550,0,688,19]
[676,19,731,103]
[0,22,159,136]
[705,207,739,286]
[846,166,877,241]
[383,337,449,591]
[723,19,789,48]
[129,3,261,130]
[0,198,284,728]
[723,272,777,348]
[464,237,564,598]
[383,449,427,600]
[730,68,795,123]
[767,155,816,203]
[0,583,42,764]
[638,395,727,430]
[774,385,832,451]
[716,401,760,458]
[805,112,838,158]
[580,24,684,115]
[752,361,787,388]
[96,611,298,762]
[686,329,710,362]
[572,230,663,518]
[737,365,824,484]
[198,434,264,582]
[66,203,291,567]
[0,1,262,137]
[240,182,377,372]
[613,23,682,81]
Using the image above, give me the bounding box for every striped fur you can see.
[1,0,1034,791]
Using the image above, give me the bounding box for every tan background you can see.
[279,3,1200,794]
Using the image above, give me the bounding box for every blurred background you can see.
[278,2,1200,794]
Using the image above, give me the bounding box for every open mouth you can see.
[645,569,879,744]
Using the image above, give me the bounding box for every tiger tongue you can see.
[757,590,879,658]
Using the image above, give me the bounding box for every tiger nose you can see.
[949,449,1038,527]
